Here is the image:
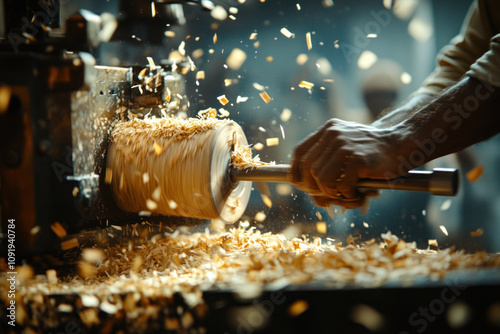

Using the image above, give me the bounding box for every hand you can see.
[291,118,406,208]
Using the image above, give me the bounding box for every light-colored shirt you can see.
[416,0,500,96]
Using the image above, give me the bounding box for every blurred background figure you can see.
[360,59,402,121]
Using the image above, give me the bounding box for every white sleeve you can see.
[414,0,494,96]
[467,34,500,87]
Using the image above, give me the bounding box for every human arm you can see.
[371,93,434,128]
[291,76,500,208]
[372,0,494,128]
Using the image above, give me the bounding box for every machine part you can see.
[231,165,459,196]
[129,61,191,113]
[112,0,186,44]
[0,51,94,257]
[210,122,252,223]
[66,10,118,51]
[70,64,192,221]
[106,118,251,223]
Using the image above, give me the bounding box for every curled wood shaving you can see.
[230,143,266,170]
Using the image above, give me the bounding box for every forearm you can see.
[394,76,500,167]
[372,93,434,128]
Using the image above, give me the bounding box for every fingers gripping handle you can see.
[230,165,459,196]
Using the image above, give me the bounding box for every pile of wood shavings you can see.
[89,228,500,288]
[110,114,263,170]
[2,228,500,332]
[110,116,229,148]
[8,228,500,295]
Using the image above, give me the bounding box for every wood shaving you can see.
[192,48,204,59]
[467,165,483,183]
[217,95,229,106]
[306,32,312,50]
[146,56,158,71]
[82,248,105,264]
[428,239,438,248]
[322,0,334,7]
[276,184,292,196]
[196,70,205,80]
[280,124,285,139]
[253,143,264,151]
[298,80,314,89]
[266,138,279,146]
[296,53,308,65]
[316,222,327,234]
[226,48,247,70]
[440,199,452,211]
[261,194,273,208]
[253,82,266,91]
[230,142,265,170]
[236,96,248,103]
[254,212,267,222]
[30,225,40,235]
[46,269,58,284]
[470,228,484,237]
[61,237,79,250]
[78,261,97,279]
[218,108,230,117]
[281,108,292,122]
[153,142,162,155]
[211,6,228,21]
[51,222,67,239]
[259,91,272,103]
[146,199,158,210]
[280,27,294,38]
[289,300,308,317]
